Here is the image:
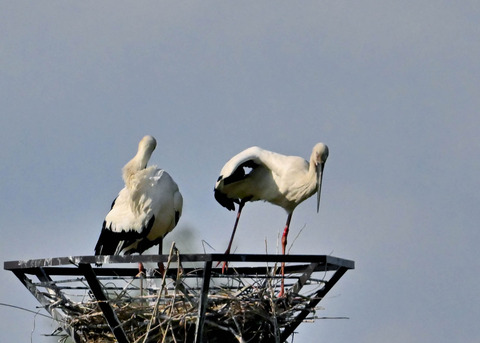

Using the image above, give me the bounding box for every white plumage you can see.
[214,143,329,295]
[95,135,183,257]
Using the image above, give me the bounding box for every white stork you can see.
[95,135,183,274]
[214,143,329,296]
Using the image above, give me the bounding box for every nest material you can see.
[65,284,301,342]
[54,271,319,343]
[34,246,330,343]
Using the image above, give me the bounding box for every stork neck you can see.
[306,157,319,191]
[308,156,317,177]
[122,150,152,186]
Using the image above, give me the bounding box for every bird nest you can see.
[67,275,305,343]
[56,262,326,343]
[4,250,354,343]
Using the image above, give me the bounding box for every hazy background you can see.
[1,2,479,342]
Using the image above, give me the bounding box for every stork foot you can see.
[216,249,231,273]
[155,262,166,276]
[136,262,146,278]
[221,260,229,273]
[216,259,230,273]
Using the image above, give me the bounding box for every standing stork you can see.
[95,135,183,275]
[214,143,329,296]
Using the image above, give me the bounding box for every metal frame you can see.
[5,254,354,343]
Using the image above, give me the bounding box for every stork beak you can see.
[316,162,325,213]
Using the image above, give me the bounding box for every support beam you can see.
[78,263,130,343]
[289,262,319,295]
[35,267,70,307]
[4,253,355,270]
[280,266,349,341]
[12,270,82,343]
[194,260,212,343]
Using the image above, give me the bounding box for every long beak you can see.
[316,162,324,213]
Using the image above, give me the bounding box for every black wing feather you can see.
[214,188,237,211]
[94,216,155,255]
[214,160,258,211]
[223,160,258,185]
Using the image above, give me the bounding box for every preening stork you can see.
[214,143,329,296]
[95,135,183,274]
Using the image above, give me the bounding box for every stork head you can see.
[123,135,157,184]
[312,143,329,213]
[139,135,157,152]
[137,135,157,168]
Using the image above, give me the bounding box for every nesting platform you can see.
[4,253,354,343]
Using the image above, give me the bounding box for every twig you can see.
[288,224,307,254]
[201,240,216,254]
[143,242,177,343]
[0,303,52,319]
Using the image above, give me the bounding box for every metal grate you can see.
[4,253,354,343]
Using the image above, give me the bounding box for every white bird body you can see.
[215,144,328,215]
[95,136,183,256]
[214,143,329,294]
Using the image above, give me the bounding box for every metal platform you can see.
[4,253,354,343]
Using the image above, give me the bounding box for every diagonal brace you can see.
[194,260,212,343]
[12,270,82,342]
[78,263,130,343]
[289,262,319,295]
[280,266,349,342]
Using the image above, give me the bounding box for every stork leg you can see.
[157,239,165,276]
[137,262,146,277]
[278,213,293,297]
[218,199,247,273]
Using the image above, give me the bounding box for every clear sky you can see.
[1,2,479,342]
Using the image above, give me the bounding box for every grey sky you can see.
[1,2,479,342]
